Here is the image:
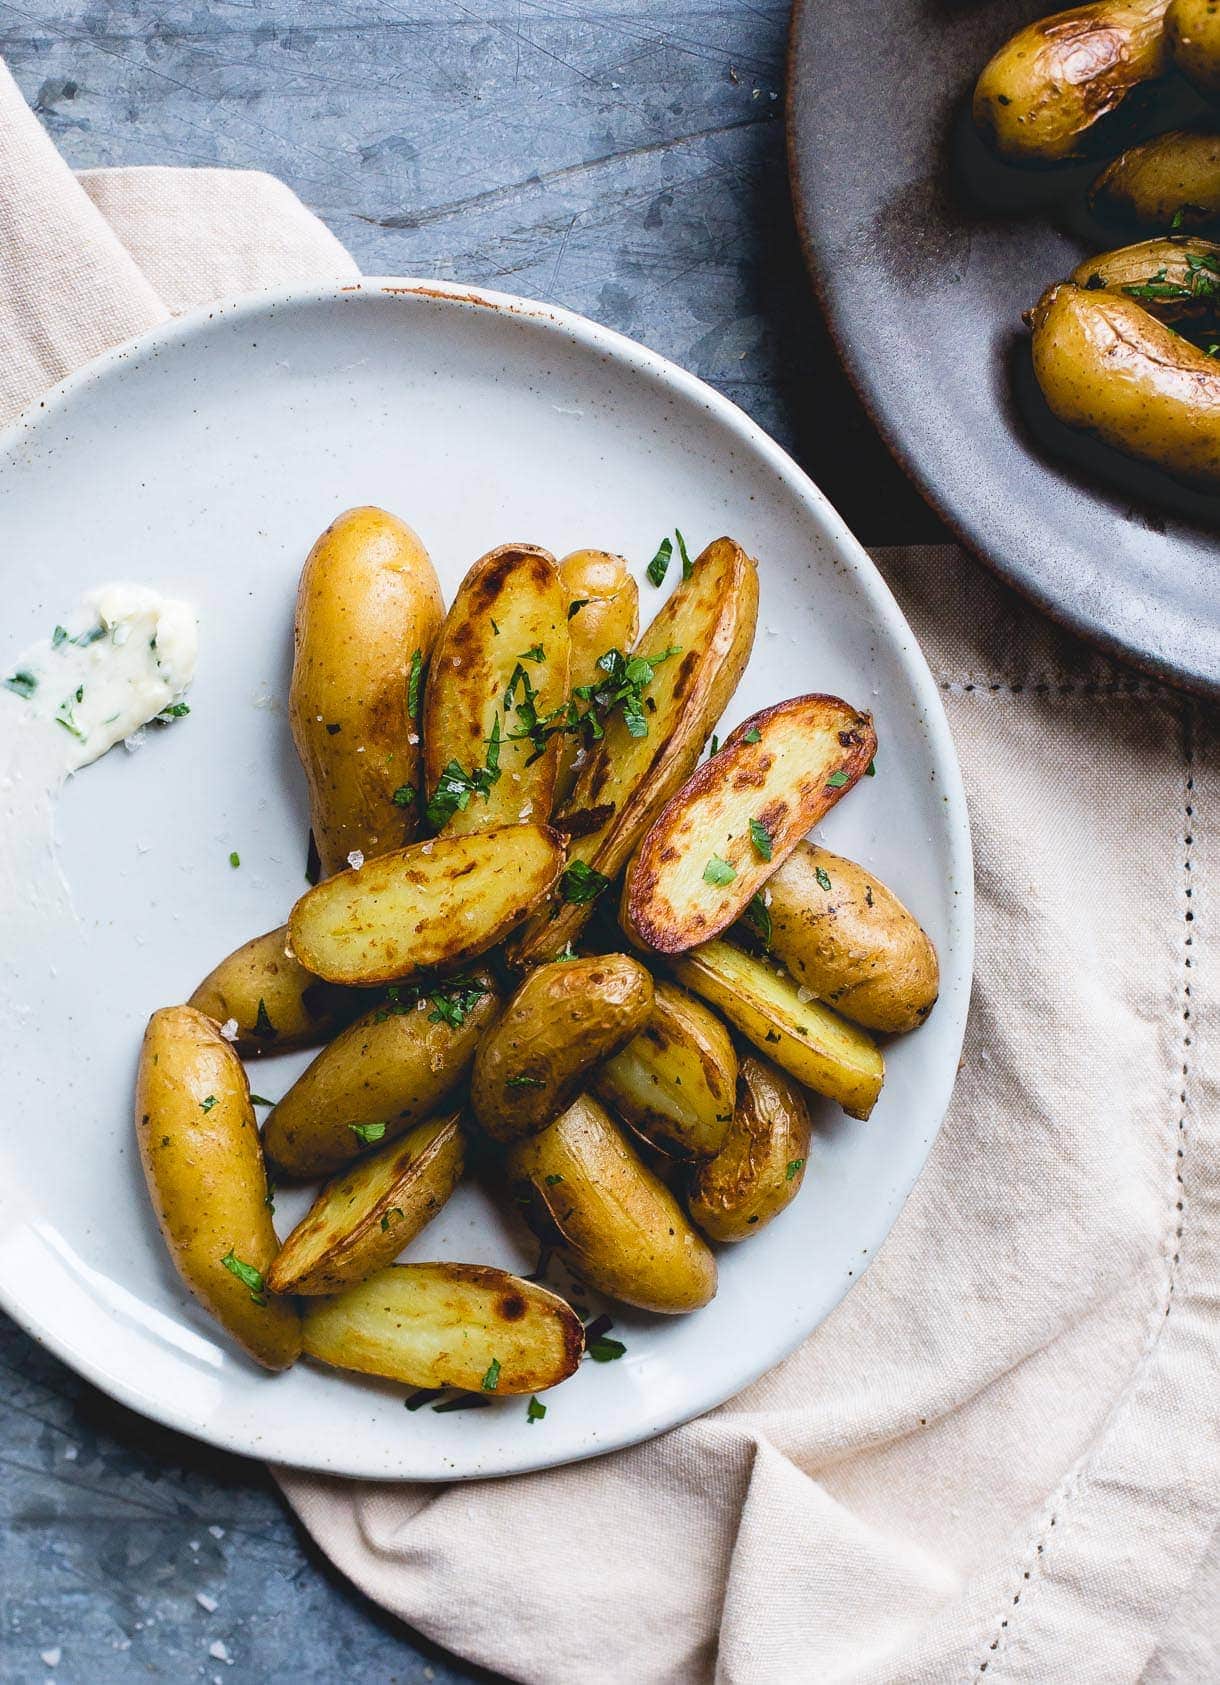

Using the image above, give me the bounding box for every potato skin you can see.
[301,1262,584,1393]
[1030,281,1220,484]
[471,955,653,1142]
[288,824,566,986]
[188,923,350,1055]
[509,536,759,968]
[136,1006,300,1370]
[622,695,875,955]
[757,842,939,1034]
[688,1056,812,1243]
[508,1094,717,1313]
[1169,0,1220,92]
[1090,130,1220,228]
[1071,236,1220,320]
[673,939,884,1120]
[592,981,737,1159]
[267,1114,464,1295]
[973,0,1171,164]
[290,507,443,878]
[263,973,498,1178]
[556,550,640,804]
[423,544,570,834]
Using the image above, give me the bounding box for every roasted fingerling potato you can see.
[302,1262,584,1393]
[136,1007,301,1370]
[288,823,565,986]
[188,923,351,1055]
[508,1094,717,1313]
[973,0,1172,164]
[1071,236,1220,320]
[508,536,759,968]
[1090,130,1220,227]
[621,695,876,955]
[673,939,884,1121]
[470,954,653,1142]
[592,980,737,1159]
[290,507,444,878]
[423,544,570,834]
[262,972,498,1178]
[1030,281,1220,484]
[687,1056,812,1243]
[1168,0,1220,93]
[755,842,939,1034]
[267,1113,465,1295]
[557,549,640,803]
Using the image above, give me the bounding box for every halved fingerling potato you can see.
[290,506,444,877]
[263,972,498,1178]
[423,544,570,833]
[508,537,759,967]
[136,1007,301,1370]
[1071,237,1220,321]
[756,842,939,1033]
[672,939,884,1120]
[556,549,640,803]
[688,1055,812,1242]
[267,1113,465,1294]
[508,1094,717,1313]
[1169,0,1220,92]
[302,1262,584,1393]
[622,695,875,954]
[188,923,351,1055]
[1030,282,1220,485]
[288,824,565,986]
[1090,130,1220,229]
[471,954,653,1142]
[592,980,736,1159]
[973,0,1172,164]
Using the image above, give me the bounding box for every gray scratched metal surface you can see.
[0,5,939,1681]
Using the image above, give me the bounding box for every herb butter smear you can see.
[3,583,197,770]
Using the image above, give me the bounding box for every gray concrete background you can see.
[0,5,940,1680]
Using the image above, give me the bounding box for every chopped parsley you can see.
[4,670,37,699]
[646,535,673,587]
[785,1158,805,1181]
[407,648,424,719]
[544,1173,565,1185]
[587,1334,627,1363]
[825,769,850,790]
[519,644,545,663]
[379,1206,404,1232]
[200,1095,218,1113]
[507,644,680,757]
[248,1094,275,1108]
[426,718,502,828]
[221,1249,266,1305]
[507,1074,545,1090]
[743,725,761,744]
[559,860,611,904]
[526,1395,547,1423]
[228,851,241,869]
[391,783,416,808]
[373,975,489,1027]
[567,598,590,619]
[51,625,68,648]
[749,818,772,862]
[350,1121,387,1145]
[703,855,736,887]
[54,697,86,741]
[815,866,832,892]
[675,527,693,580]
[158,701,190,722]
[1122,252,1220,306]
[252,998,278,1042]
[708,734,720,758]
[744,892,772,945]
[481,1357,501,1392]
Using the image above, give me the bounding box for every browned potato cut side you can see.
[1090,130,1220,230]
[136,1006,301,1370]
[267,1114,465,1294]
[301,1262,584,1393]
[188,923,351,1055]
[290,506,443,878]
[288,824,565,986]
[508,1094,717,1313]
[262,973,498,1178]
[756,842,939,1034]
[592,981,736,1159]
[1071,237,1220,322]
[470,954,654,1142]
[556,549,640,803]
[672,939,884,1120]
[973,1,1172,165]
[1029,282,1220,485]
[622,695,876,955]
[423,544,570,834]
[688,1056,812,1242]
[508,537,759,968]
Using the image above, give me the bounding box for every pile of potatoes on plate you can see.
[974,0,1220,486]
[136,508,938,1407]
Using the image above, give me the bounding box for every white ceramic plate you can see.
[0,279,971,1480]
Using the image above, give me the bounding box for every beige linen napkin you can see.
[2,58,1216,1685]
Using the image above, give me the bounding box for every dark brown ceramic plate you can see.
[787,0,1220,697]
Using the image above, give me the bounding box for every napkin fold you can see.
[1,57,1215,1685]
